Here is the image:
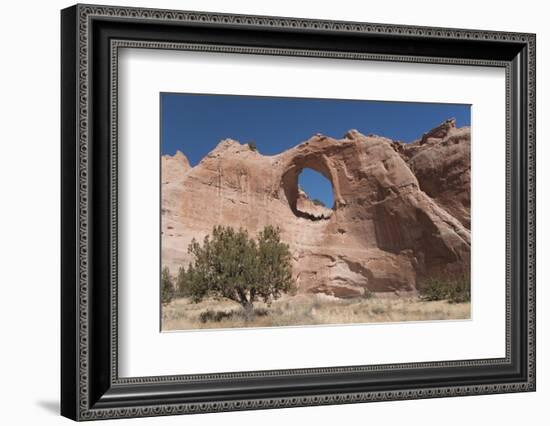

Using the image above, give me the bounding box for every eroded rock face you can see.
[296,189,333,220]
[162,121,470,297]
[392,119,471,228]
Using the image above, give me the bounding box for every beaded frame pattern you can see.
[74,4,535,420]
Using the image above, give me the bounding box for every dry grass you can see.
[162,293,470,331]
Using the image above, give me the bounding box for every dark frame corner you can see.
[61,3,535,421]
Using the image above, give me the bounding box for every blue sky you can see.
[161,93,470,207]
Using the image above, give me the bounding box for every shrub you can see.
[176,265,192,298]
[447,275,471,303]
[419,274,470,304]
[198,307,271,323]
[178,225,294,319]
[371,305,386,315]
[161,267,175,304]
[361,288,375,300]
[253,307,269,317]
[199,309,236,323]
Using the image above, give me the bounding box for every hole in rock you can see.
[296,168,334,220]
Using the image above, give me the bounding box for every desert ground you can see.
[162,293,470,331]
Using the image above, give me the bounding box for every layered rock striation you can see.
[162,119,470,298]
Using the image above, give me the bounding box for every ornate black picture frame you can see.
[61,4,536,421]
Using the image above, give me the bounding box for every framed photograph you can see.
[61,4,536,421]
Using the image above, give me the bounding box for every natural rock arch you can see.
[281,158,335,221]
[162,124,471,296]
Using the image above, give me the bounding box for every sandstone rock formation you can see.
[392,119,471,228]
[296,188,333,220]
[161,120,471,298]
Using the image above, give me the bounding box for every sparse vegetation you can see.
[177,225,294,320]
[163,227,471,329]
[418,274,470,304]
[199,309,236,323]
[198,307,270,324]
[164,253,471,329]
[162,293,470,330]
[361,288,375,300]
[161,266,175,304]
[311,198,327,207]
[176,266,191,298]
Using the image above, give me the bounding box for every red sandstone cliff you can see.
[161,119,470,298]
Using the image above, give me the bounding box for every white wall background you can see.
[0,0,546,424]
